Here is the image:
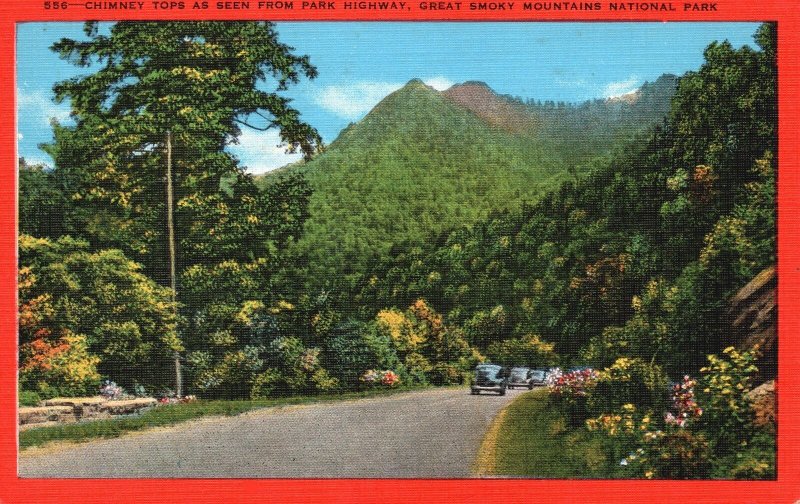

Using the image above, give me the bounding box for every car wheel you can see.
[529,383,534,390]
[499,388,506,396]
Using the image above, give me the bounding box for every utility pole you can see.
[166,130,182,398]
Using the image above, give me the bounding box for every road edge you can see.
[471,398,510,477]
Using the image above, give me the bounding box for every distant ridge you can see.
[258,76,678,282]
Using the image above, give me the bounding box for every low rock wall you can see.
[19,396,158,430]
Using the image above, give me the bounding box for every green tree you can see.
[18,158,70,239]
[48,22,320,395]
[49,21,321,281]
[19,235,179,392]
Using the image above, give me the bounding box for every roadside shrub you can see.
[403,352,432,385]
[635,429,712,479]
[18,389,41,407]
[485,334,559,369]
[194,346,264,399]
[698,346,760,454]
[322,320,403,390]
[548,368,599,426]
[360,369,401,388]
[720,431,775,479]
[429,363,463,385]
[19,331,101,397]
[585,403,646,467]
[589,357,669,415]
[261,337,339,396]
[250,369,284,399]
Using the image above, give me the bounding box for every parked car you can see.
[507,367,534,389]
[529,369,546,387]
[470,364,507,395]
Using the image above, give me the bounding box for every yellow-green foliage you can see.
[485,334,558,368]
[19,331,101,397]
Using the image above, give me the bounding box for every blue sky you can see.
[17,22,761,173]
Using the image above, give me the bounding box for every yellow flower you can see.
[645,470,654,479]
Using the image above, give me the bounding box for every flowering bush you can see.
[544,367,562,387]
[589,357,668,415]
[19,331,101,398]
[664,375,703,428]
[548,368,598,426]
[99,380,127,400]
[583,347,773,479]
[584,397,711,479]
[548,368,598,399]
[586,403,652,469]
[698,346,759,452]
[158,395,197,405]
[381,370,400,387]
[627,428,712,479]
[360,369,401,388]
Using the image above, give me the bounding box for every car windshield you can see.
[531,371,545,380]
[510,368,529,378]
[475,365,501,378]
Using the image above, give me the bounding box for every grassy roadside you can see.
[476,388,610,478]
[20,386,429,451]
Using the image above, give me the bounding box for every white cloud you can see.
[423,76,455,91]
[227,128,304,174]
[313,77,456,120]
[556,78,589,89]
[17,88,71,126]
[602,76,641,98]
[314,81,403,120]
[20,155,53,168]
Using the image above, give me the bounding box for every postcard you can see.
[1,0,798,502]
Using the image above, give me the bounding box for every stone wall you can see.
[19,397,157,430]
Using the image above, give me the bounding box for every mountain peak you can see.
[401,78,435,91]
[443,80,538,134]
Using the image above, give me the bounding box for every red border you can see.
[1,1,799,502]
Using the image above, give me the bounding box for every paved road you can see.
[19,387,522,478]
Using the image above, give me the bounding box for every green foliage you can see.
[19,389,42,407]
[577,347,773,480]
[374,299,475,385]
[19,331,101,398]
[19,235,178,391]
[18,159,70,239]
[635,429,712,479]
[485,334,559,369]
[263,76,674,286]
[698,346,760,455]
[255,337,339,397]
[321,320,403,390]
[192,346,264,399]
[48,22,320,282]
[589,358,669,415]
[356,24,776,374]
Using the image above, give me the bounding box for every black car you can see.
[529,369,546,387]
[507,367,534,389]
[470,364,507,395]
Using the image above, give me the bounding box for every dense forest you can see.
[19,19,775,432]
[259,74,677,282]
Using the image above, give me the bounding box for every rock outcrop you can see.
[727,266,776,382]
